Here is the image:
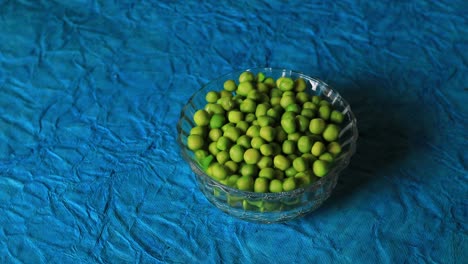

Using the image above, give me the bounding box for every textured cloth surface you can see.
[0,1,467,263]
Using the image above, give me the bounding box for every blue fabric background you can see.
[0,0,466,263]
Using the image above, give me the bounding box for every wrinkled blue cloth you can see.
[0,1,466,263]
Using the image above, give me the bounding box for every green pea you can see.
[293,157,307,172]
[257,82,269,93]
[221,122,235,132]
[301,108,315,119]
[275,127,287,142]
[240,98,257,113]
[330,110,344,124]
[311,95,321,105]
[269,179,283,192]
[240,163,258,177]
[244,148,261,164]
[319,152,334,162]
[236,175,254,191]
[281,118,296,134]
[323,124,340,142]
[236,120,249,133]
[287,132,301,142]
[270,96,281,106]
[270,88,283,97]
[209,142,220,155]
[274,154,291,171]
[259,126,275,142]
[237,81,254,96]
[295,172,313,187]
[264,77,276,87]
[296,91,310,104]
[227,110,243,124]
[205,103,225,115]
[229,144,245,163]
[224,79,237,92]
[239,71,255,83]
[259,167,275,179]
[255,103,269,117]
[254,177,269,193]
[313,160,329,177]
[295,115,310,132]
[260,143,274,156]
[190,126,207,136]
[210,162,228,181]
[220,90,233,98]
[309,118,326,134]
[217,97,235,111]
[187,134,204,150]
[216,136,232,151]
[319,105,331,120]
[282,140,296,155]
[282,177,296,191]
[224,160,238,173]
[256,156,272,170]
[246,125,261,138]
[327,142,342,156]
[256,72,266,82]
[294,78,307,92]
[319,99,331,107]
[285,166,298,178]
[247,90,262,102]
[227,174,240,187]
[251,136,265,149]
[245,113,256,123]
[193,110,210,126]
[216,151,230,164]
[301,153,317,164]
[194,149,209,161]
[224,126,241,142]
[285,103,301,114]
[266,107,281,120]
[278,77,294,91]
[280,95,296,109]
[210,113,226,129]
[257,115,275,127]
[297,135,313,153]
[236,135,251,149]
[205,91,220,103]
[311,141,326,157]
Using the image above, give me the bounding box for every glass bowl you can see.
[177,68,358,223]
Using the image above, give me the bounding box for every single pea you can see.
[327,141,342,156]
[221,122,235,132]
[190,126,207,136]
[281,111,296,120]
[233,95,243,105]
[216,151,230,164]
[224,126,241,142]
[251,136,266,149]
[302,101,318,111]
[210,162,228,181]
[224,79,237,92]
[281,118,296,134]
[237,81,254,96]
[258,156,273,169]
[279,77,294,91]
[282,140,296,155]
[275,77,285,88]
[240,98,257,113]
[258,167,274,180]
[227,174,240,187]
[285,166,298,178]
[244,148,261,165]
[323,124,340,142]
[269,179,283,193]
[313,160,329,177]
[330,110,344,124]
[301,153,317,164]
[256,72,266,82]
[295,115,310,132]
[287,153,298,161]
[210,113,226,129]
[229,144,245,163]
[287,132,301,142]
[216,136,232,151]
[246,125,261,138]
[311,141,326,157]
[319,100,331,107]
[224,160,239,173]
[259,126,276,142]
[270,96,281,106]
[309,118,326,134]
[301,108,315,119]
[209,141,220,155]
[205,91,220,103]
[270,88,283,97]
[319,105,331,120]
[319,152,334,162]
[282,177,296,191]
[274,154,291,171]
[193,109,210,126]
[285,104,301,114]
[260,143,274,156]
[282,91,294,97]
[187,134,204,150]
[245,113,256,123]
[195,150,209,165]
[205,103,225,115]
[247,90,262,102]
[264,77,276,87]
[257,115,275,127]
[240,163,258,177]
[239,71,255,83]
[217,96,236,111]
[255,103,270,117]
[280,95,296,109]
[311,95,321,105]
[254,177,269,193]
[257,82,269,93]
[236,135,251,148]
[252,120,259,126]
[297,135,313,153]
[227,110,244,124]
[293,157,307,172]
[236,175,254,191]
[294,78,307,92]
[236,120,249,133]
[220,90,233,98]
[275,126,288,142]
[266,107,281,120]
[296,91,310,104]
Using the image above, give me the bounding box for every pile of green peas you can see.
[187,71,344,193]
